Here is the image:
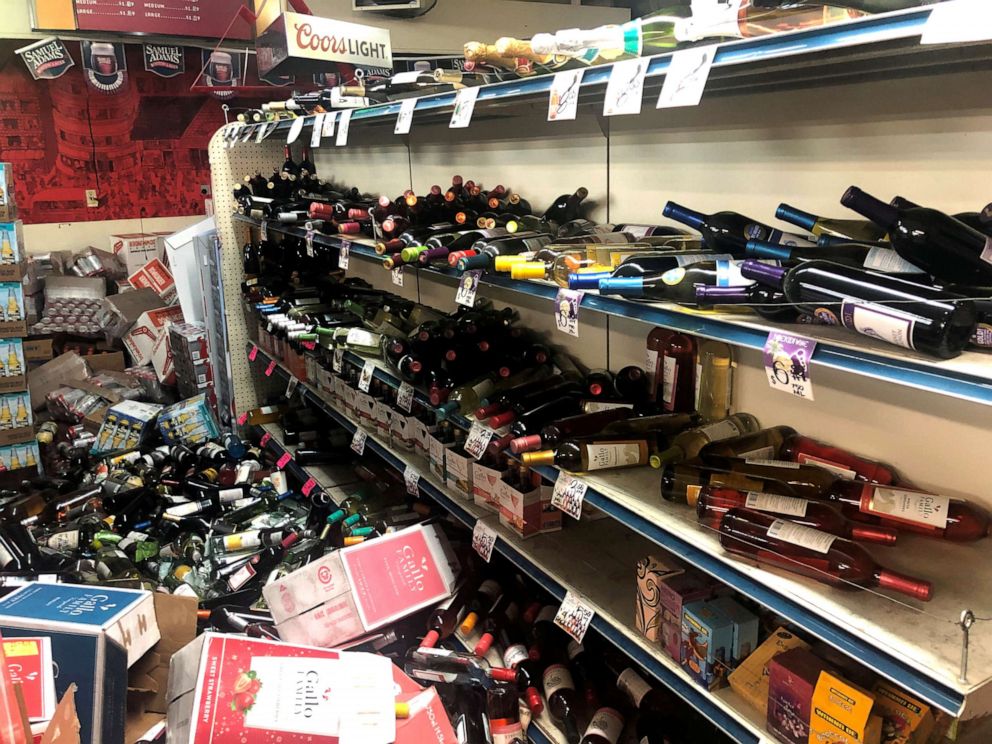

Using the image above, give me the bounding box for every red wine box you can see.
[264,524,460,649]
[167,633,457,744]
[658,572,714,662]
[2,636,56,723]
[680,599,734,690]
[495,480,561,539]
[766,647,831,744]
[634,555,683,643]
[471,462,505,513]
[727,628,810,716]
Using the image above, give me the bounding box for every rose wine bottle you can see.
[693,487,898,545]
[780,433,902,484]
[509,407,635,453]
[660,332,695,413]
[752,0,932,11]
[718,508,932,601]
[487,684,525,744]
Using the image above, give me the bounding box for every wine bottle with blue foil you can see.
[776,203,886,242]
[742,259,977,358]
[598,259,756,302]
[745,239,927,276]
[841,186,992,286]
[567,250,730,290]
[662,201,814,254]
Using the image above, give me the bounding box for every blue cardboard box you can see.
[681,598,734,690]
[706,595,760,666]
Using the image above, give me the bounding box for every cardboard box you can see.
[127,258,176,305]
[94,400,162,453]
[496,480,561,539]
[158,394,219,447]
[728,628,810,717]
[0,163,17,221]
[3,636,56,723]
[0,584,160,744]
[264,524,459,648]
[0,390,33,447]
[151,331,175,385]
[706,596,758,666]
[634,555,684,643]
[445,447,474,499]
[810,671,882,744]
[23,338,53,364]
[0,281,27,338]
[871,681,935,744]
[0,221,27,281]
[99,289,164,339]
[0,442,40,473]
[766,647,829,744]
[29,352,90,411]
[681,599,734,690]
[658,571,714,662]
[110,233,159,275]
[471,462,505,513]
[0,338,27,393]
[123,305,184,367]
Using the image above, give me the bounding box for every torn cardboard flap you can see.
[28,352,90,411]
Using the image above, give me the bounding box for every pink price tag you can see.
[302,341,316,350]
[237,412,249,426]
[277,452,292,469]
[302,477,318,496]
[265,360,277,377]
[248,346,259,361]
[260,432,272,447]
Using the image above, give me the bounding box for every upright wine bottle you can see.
[695,340,734,422]
[543,664,582,744]
[660,332,695,413]
[662,201,814,253]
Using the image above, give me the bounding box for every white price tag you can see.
[396,382,415,413]
[455,270,482,307]
[548,69,583,122]
[310,112,326,148]
[395,97,417,134]
[287,116,305,144]
[464,421,494,461]
[336,109,352,146]
[228,123,243,148]
[332,348,344,373]
[449,87,480,128]
[551,472,588,520]
[305,223,315,256]
[657,46,716,109]
[554,591,595,643]
[921,0,992,44]
[323,111,338,138]
[603,58,647,117]
[358,360,375,393]
[763,331,816,401]
[339,241,351,270]
[554,288,583,337]
[255,122,268,143]
[260,219,268,241]
[404,466,421,496]
[471,520,498,563]
[241,124,257,142]
[351,429,367,455]
[285,376,299,399]
[391,267,404,286]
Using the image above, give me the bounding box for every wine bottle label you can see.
[491,722,524,744]
[542,664,575,697]
[223,532,263,552]
[863,247,926,274]
[744,458,800,469]
[617,668,651,709]
[584,708,625,744]
[767,519,837,555]
[840,300,916,351]
[662,356,677,405]
[676,252,731,267]
[536,605,558,625]
[166,499,210,517]
[47,530,80,551]
[645,348,659,387]
[390,70,423,84]
[864,487,950,530]
[660,267,686,286]
[503,643,529,668]
[697,419,743,441]
[582,442,646,470]
[746,492,809,518]
[738,445,774,460]
[228,561,257,590]
[218,487,244,504]
[797,454,856,480]
[345,328,378,348]
[582,400,634,413]
[715,259,750,287]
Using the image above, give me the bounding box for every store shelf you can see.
[245,343,770,743]
[225,7,992,140]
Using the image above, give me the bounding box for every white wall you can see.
[22,216,203,254]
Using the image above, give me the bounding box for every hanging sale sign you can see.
[143,44,185,79]
[16,37,74,80]
[81,40,127,94]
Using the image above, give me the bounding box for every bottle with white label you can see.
[543,664,581,744]
[779,433,901,485]
[660,332,695,414]
[696,425,797,465]
[650,413,761,468]
[522,436,650,473]
[718,508,932,601]
[580,707,625,744]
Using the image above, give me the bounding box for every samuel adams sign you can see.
[256,12,392,78]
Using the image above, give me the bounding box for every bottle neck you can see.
[874,568,932,601]
[662,201,706,231]
[776,203,817,232]
[694,285,752,305]
[740,259,787,288]
[841,186,899,229]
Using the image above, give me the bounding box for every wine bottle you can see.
[500,626,546,716]
[421,583,472,648]
[650,413,761,468]
[456,233,553,272]
[567,249,724,290]
[598,260,758,302]
[660,332,695,413]
[580,708,625,744]
[508,408,635,453]
[717,508,932,600]
[522,436,651,472]
[841,186,992,285]
[543,188,589,228]
[775,203,886,242]
[663,202,814,253]
[404,647,517,687]
[693,487,899,545]
[459,578,503,634]
[780,433,901,484]
[752,0,934,12]
[674,4,864,42]
[741,259,977,359]
[487,684,525,744]
[544,664,582,744]
[530,10,684,61]
[695,340,734,422]
[696,425,798,464]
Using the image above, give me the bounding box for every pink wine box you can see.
[263,524,460,648]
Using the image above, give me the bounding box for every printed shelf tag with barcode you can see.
[464,421,494,460]
[358,360,375,393]
[404,466,421,496]
[332,348,344,373]
[604,57,647,117]
[305,223,315,256]
[397,382,415,413]
[472,520,498,563]
[351,429,367,455]
[338,241,350,270]
[763,331,816,400]
[549,69,583,122]
[554,590,595,643]
[554,288,583,337]
[395,97,417,134]
[455,270,482,307]
[286,116,305,145]
[657,46,716,109]
[285,376,299,400]
[322,111,338,138]
[551,472,588,520]
[260,220,268,241]
[450,86,480,128]
[310,112,326,147]
[336,109,352,146]
[391,267,404,286]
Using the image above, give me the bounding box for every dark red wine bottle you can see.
[662,201,813,254]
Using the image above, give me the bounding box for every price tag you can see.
[471,520,498,563]
[255,123,268,143]
[310,112,326,147]
[395,97,417,134]
[554,590,595,643]
[305,223,315,256]
[286,376,299,399]
[332,348,345,373]
[657,46,715,109]
[921,0,992,44]
[236,411,249,426]
[287,116,305,144]
[455,270,482,307]
[449,87,480,128]
[260,219,268,241]
[242,124,257,142]
[336,109,352,146]
[301,477,318,497]
[276,452,292,469]
[548,69,583,122]
[228,123,243,148]
[603,57,647,117]
[396,382,415,413]
[358,361,375,393]
[248,345,259,362]
[323,110,338,138]
[554,288,583,337]
[551,472,588,520]
[339,241,351,270]
[404,466,421,496]
[264,360,277,377]
[260,432,272,447]
[351,429,367,455]
[763,331,816,401]
[464,421,494,461]
[391,267,404,286]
